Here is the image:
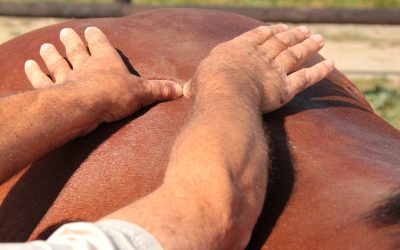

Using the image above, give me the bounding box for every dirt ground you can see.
[0,17,66,42]
[308,23,400,86]
[1,17,399,80]
[1,17,399,79]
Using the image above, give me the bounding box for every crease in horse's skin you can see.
[247,114,295,249]
[116,49,141,77]
[0,107,152,242]
[246,77,372,249]
[291,80,372,114]
[364,188,400,228]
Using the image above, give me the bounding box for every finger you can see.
[262,26,311,58]
[183,80,192,98]
[40,43,71,84]
[287,59,334,96]
[143,80,183,105]
[233,24,289,45]
[60,28,90,68]
[24,60,53,89]
[84,26,118,56]
[277,34,325,73]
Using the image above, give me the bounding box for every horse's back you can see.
[0,8,263,241]
[0,8,399,249]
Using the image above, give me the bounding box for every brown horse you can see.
[0,8,399,249]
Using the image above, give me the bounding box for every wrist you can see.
[192,74,262,112]
[56,83,108,133]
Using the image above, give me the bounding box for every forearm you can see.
[168,81,268,218]
[0,84,105,182]
[103,23,331,250]
[104,79,269,249]
[165,91,268,248]
[0,26,183,184]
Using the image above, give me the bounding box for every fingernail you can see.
[84,26,96,36]
[298,26,310,35]
[40,43,52,54]
[60,28,70,39]
[24,60,35,71]
[311,34,324,45]
[183,82,191,98]
[324,59,335,70]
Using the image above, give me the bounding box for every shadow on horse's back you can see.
[0,8,399,249]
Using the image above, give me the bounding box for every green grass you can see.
[351,77,400,129]
[2,0,400,8]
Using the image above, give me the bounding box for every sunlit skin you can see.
[0,25,332,249]
[0,27,183,183]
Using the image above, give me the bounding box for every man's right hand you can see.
[185,24,334,113]
[25,27,183,124]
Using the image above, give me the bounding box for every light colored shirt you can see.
[0,220,163,250]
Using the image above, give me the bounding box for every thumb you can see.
[143,79,183,104]
[183,80,193,98]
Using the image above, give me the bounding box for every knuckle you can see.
[48,57,66,72]
[280,35,292,46]
[278,86,291,105]
[296,79,308,91]
[162,84,175,97]
[304,70,312,83]
[67,44,84,57]
[239,26,272,44]
[251,27,264,35]
[286,49,302,63]
[270,25,283,34]
[296,73,308,85]
[279,95,288,106]
[276,33,291,45]
[33,74,51,85]
[254,26,271,36]
[270,36,288,50]
[257,48,268,60]
[294,29,305,40]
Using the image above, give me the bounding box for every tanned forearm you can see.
[164,81,269,248]
[0,85,105,182]
[0,26,182,184]
[104,79,269,250]
[104,24,333,250]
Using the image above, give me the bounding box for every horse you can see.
[0,8,399,249]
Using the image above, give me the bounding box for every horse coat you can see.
[0,8,399,249]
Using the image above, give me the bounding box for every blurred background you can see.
[0,0,399,129]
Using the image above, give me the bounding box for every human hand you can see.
[24,26,183,123]
[185,24,334,113]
